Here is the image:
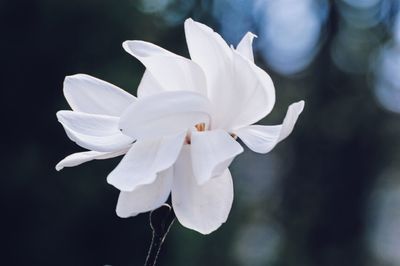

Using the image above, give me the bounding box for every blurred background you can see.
[2,0,400,265]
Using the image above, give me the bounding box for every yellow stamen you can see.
[195,123,206,132]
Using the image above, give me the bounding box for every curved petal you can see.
[123,40,207,96]
[119,91,212,140]
[184,19,275,129]
[55,148,129,171]
[57,111,133,152]
[172,146,234,234]
[116,168,173,218]
[234,101,305,154]
[64,74,136,116]
[191,129,243,185]
[184,18,233,128]
[221,50,276,130]
[236,32,257,62]
[107,132,185,192]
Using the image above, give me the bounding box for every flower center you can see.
[195,123,206,132]
[184,123,237,144]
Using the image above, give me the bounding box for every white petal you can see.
[107,132,185,192]
[235,101,305,154]
[221,50,276,130]
[235,125,281,154]
[64,74,136,116]
[184,19,275,130]
[137,70,164,98]
[57,111,133,152]
[191,129,243,185]
[119,91,212,140]
[184,18,233,128]
[55,148,129,171]
[172,146,234,234]
[236,32,257,62]
[116,168,173,218]
[123,40,207,96]
[278,101,305,141]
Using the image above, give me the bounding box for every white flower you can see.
[112,19,304,234]
[56,19,304,235]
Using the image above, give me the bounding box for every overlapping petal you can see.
[57,111,133,152]
[123,40,207,96]
[120,91,212,140]
[116,168,173,218]
[236,32,257,62]
[184,19,275,130]
[107,132,185,192]
[190,129,243,185]
[55,148,129,171]
[64,74,136,116]
[235,101,305,154]
[184,18,233,128]
[172,146,234,234]
[221,50,275,130]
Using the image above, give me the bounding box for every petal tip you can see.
[63,74,77,83]
[55,164,63,171]
[65,73,85,80]
[122,40,130,51]
[197,227,220,235]
[106,174,118,189]
[245,31,258,40]
[56,110,70,124]
[293,100,305,113]
[115,206,133,218]
[192,220,227,235]
[122,40,142,55]
[184,17,194,25]
[63,74,91,89]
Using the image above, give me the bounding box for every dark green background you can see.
[2,0,400,265]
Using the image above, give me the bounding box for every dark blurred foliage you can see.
[2,0,400,265]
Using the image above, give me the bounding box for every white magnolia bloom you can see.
[56,19,304,234]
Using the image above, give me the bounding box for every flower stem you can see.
[144,204,175,266]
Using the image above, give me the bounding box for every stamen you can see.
[195,123,206,132]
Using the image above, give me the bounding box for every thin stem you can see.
[144,204,176,266]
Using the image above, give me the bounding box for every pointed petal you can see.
[172,146,234,234]
[184,18,233,127]
[184,18,232,66]
[123,40,207,96]
[57,111,133,152]
[116,168,173,218]
[64,74,136,116]
[236,32,257,62]
[184,19,275,129]
[222,50,276,130]
[191,129,243,185]
[119,91,212,140]
[55,148,129,171]
[107,133,185,192]
[277,101,305,141]
[235,101,305,154]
